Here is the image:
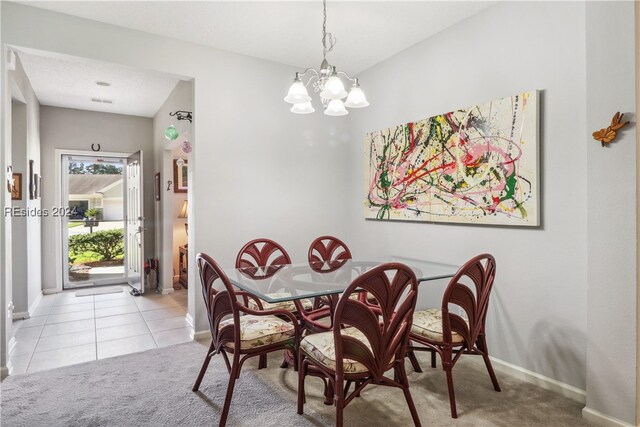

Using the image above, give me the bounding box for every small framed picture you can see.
[173,159,188,193]
[154,173,161,201]
[11,173,22,200]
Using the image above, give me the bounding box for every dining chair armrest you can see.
[235,290,264,310]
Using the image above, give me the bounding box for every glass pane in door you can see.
[64,155,126,287]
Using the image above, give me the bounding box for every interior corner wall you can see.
[10,100,27,314]
[8,55,41,315]
[584,2,637,425]
[39,106,154,291]
[2,2,352,334]
[0,25,11,373]
[152,80,193,293]
[348,1,589,391]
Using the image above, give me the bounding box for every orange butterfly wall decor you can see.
[593,112,629,147]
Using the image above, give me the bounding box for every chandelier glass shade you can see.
[284,0,368,116]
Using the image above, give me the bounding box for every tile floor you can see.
[8,286,191,375]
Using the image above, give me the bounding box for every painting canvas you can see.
[364,91,539,226]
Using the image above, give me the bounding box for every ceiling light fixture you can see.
[95,81,111,87]
[284,0,369,116]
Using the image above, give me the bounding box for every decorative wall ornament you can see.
[364,91,540,226]
[169,110,193,123]
[180,140,192,154]
[164,125,179,141]
[592,112,629,147]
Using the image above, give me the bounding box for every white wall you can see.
[8,54,41,318]
[348,1,637,424]
[39,106,154,291]
[584,2,637,424]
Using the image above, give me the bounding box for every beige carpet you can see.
[255,350,595,426]
[1,339,594,426]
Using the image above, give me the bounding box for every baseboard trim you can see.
[0,366,8,379]
[12,311,30,320]
[28,291,43,317]
[488,356,586,404]
[7,337,16,358]
[193,330,211,341]
[582,407,635,427]
[42,288,58,295]
[185,313,194,329]
[160,287,174,295]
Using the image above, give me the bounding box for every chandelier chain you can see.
[322,0,336,59]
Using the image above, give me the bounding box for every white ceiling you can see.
[14,1,494,117]
[20,1,494,75]
[17,51,182,117]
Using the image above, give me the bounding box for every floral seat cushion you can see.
[300,327,371,373]
[220,314,295,350]
[411,308,467,344]
[248,294,313,312]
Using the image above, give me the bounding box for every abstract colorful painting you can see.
[364,91,539,226]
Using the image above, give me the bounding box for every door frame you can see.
[53,149,132,292]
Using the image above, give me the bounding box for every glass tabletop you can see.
[222,259,459,303]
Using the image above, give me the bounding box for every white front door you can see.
[126,151,145,295]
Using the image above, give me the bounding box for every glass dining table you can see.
[222,259,460,303]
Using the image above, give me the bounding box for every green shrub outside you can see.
[84,208,102,219]
[69,228,124,261]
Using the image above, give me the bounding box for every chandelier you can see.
[284,0,369,116]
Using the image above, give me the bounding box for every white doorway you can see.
[61,154,126,289]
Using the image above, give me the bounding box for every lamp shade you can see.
[290,102,315,114]
[319,75,347,100]
[284,80,311,104]
[324,99,348,116]
[164,125,179,141]
[344,85,370,108]
[178,200,188,219]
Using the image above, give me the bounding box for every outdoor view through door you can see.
[62,155,126,288]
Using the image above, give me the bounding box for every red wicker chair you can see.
[407,253,501,418]
[308,235,352,272]
[192,253,301,426]
[235,238,291,279]
[294,236,354,334]
[297,262,422,427]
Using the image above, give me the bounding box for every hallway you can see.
[8,287,189,375]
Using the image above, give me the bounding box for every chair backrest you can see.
[235,238,292,278]
[333,262,418,379]
[441,254,496,346]
[197,252,242,347]
[308,235,352,272]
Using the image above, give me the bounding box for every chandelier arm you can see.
[302,73,320,88]
[336,70,357,83]
[297,68,320,78]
